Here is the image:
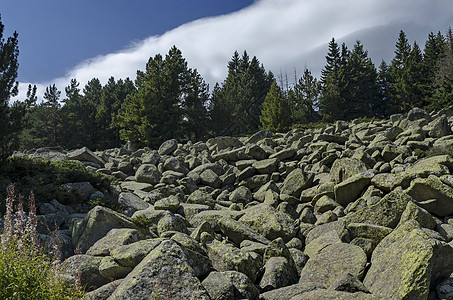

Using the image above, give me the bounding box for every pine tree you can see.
[41,84,61,147]
[260,81,291,132]
[319,38,343,121]
[343,41,380,119]
[289,68,320,124]
[389,30,412,113]
[431,27,453,109]
[424,31,445,108]
[182,69,210,141]
[377,61,391,117]
[117,46,206,147]
[0,17,19,160]
[96,77,135,149]
[210,51,273,135]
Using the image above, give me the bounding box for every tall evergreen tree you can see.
[182,69,210,141]
[377,60,391,117]
[431,27,453,109]
[343,41,380,119]
[424,31,446,108]
[260,81,291,132]
[40,84,61,147]
[96,77,135,149]
[319,38,343,121]
[289,68,320,124]
[389,30,413,113]
[210,51,273,135]
[118,46,207,147]
[0,17,19,160]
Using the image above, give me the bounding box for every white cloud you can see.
[14,0,453,102]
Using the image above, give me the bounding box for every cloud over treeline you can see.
[15,0,453,101]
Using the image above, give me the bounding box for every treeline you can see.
[1,16,453,159]
[261,29,453,131]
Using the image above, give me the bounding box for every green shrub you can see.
[0,184,84,299]
[0,157,117,213]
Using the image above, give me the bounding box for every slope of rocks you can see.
[13,106,453,299]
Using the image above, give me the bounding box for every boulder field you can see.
[13,107,453,299]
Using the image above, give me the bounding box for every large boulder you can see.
[239,204,297,242]
[364,221,453,299]
[334,172,373,206]
[299,243,367,288]
[280,169,314,198]
[204,237,262,283]
[259,256,299,291]
[86,228,144,256]
[67,147,105,166]
[330,158,367,184]
[405,155,453,178]
[135,164,161,184]
[110,238,164,268]
[108,240,210,299]
[61,254,109,289]
[343,188,414,228]
[72,206,139,253]
[406,174,453,217]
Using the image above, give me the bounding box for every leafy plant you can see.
[0,184,84,299]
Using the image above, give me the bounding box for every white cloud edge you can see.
[13,0,453,102]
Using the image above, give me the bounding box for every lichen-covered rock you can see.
[304,230,342,258]
[371,172,413,192]
[83,279,124,300]
[280,169,314,197]
[202,271,236,300]
[330,158,367,184]
[328,272,370,293]
[154,195,181,213]
[313,195,339,214]
[252,158,279,174]
[86,228,144,256]
[222,271,260,300]
[343,188,413,228]
[200,168,222,188]
[406,174,453,216]
[405,155,453,178]
[364,221,453,299]
[158,138,178,155]
[117,192,150,216]
[260,257,299,291]
[346,223,392,244]
[239,204,297,242]
[187,189,216,209]
[61,254,109,289]
[72,206,139,253]
[67,147,105,166]
[259,282,323,300]
[135,163,162,184]
[110,238,164,267]
[334,172,373,206]
[157,213,188,236]
[299,243,367,288]
[204,238,262,282]
[399,200,437,229]
[108,240,210,299]
[290,290,382,300]
[99,256,132,280]
[218,216,269,245]
[229,186,253,204]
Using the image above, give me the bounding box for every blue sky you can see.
[2,0,453,100]
[1,0,253,82]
